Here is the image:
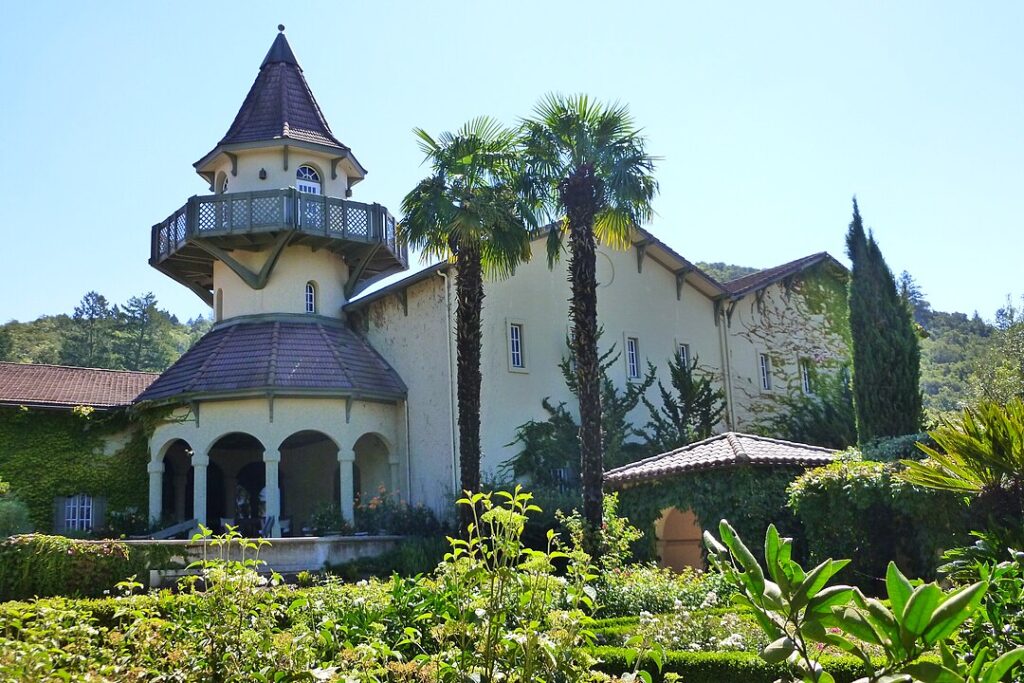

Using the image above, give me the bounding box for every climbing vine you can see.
[614,465,807,562]
[0,406,151,533]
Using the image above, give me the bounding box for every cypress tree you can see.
[846,198,923,441]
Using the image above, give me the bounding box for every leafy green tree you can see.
[504,340,655,488]
[968,297,1024,405]
[695,261,759,283]
[0,328,11,362]
[400,117,533,528]
[897,270,933,327]
[638,350,726,454]
[845,199,923,442]
[60,291,115,368]
[522,94,657,531]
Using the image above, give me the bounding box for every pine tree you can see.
[60,291,115,368]
[638,350,726,454]
[846,199,923,441]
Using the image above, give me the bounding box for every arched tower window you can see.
[220,174,229,194]
[296,165,321,195]
[305,281,317,314]
[214,289,224,322]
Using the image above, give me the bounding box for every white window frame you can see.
[677,342,691,369]
[800,359,814,395]
[507,319,527,372]
[65,493,93,532]
[296,165,322,195]
[625,335,641,380]
[305,281,317,314]
[759,352,773,392]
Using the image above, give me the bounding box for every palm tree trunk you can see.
[455,241,484,533]
[561,165,605,541]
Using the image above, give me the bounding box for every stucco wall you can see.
[354,274,457,513]
[213,245,350,320]
[209,148,351,197]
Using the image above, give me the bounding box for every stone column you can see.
[147,460,164,525]
[192,451,209,527]
[338,451,355,527]
[264,449,281,537]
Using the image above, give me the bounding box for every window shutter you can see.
[53,497,67,534]
[92,497,107,533]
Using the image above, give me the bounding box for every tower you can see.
[138,28,409,535]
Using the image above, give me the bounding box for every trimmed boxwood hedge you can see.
[591,646,873,682]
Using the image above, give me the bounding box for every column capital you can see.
[263,449,282,464]
[192,452,210,467]
[337,451,355,464]
[147,461,165,474]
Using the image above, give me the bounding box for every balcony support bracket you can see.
[344,242,383,299]
[193,231,294,290]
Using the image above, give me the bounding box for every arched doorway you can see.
[655,507,704,572]
[279,430,339,536]
[160,439,193,524]
[208,432,265,534]
[353,433,392,503]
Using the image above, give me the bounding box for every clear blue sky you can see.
[1,1,1021,324]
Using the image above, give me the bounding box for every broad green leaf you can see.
[807,586,854,616]
[922,581,987,646]
[703,530,727,556]
[832,607,884,646]
[761,636,795,664]
[901,661,963,683]
[902,583,943,639]
[720,520,765,595]
[862,597,900,649]
[886,562,914,619]
[765,524,782,585]
[982,647,1024,683]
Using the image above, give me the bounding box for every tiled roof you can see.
[605,432,835,487]
[0,363,158,409]
[216,31,348,150]
[135,316,406,404]
[722,253,844,297]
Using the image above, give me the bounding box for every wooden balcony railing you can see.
[151,188,407,266]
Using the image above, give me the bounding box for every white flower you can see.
[475,608,487,620]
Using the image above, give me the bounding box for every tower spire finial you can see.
[278,24,285,32]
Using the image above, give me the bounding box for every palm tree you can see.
[400,117,534,530]
[522,94,657,534]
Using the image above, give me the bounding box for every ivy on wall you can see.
[615,465,808,562]
[733,264,852,429]
[0,406,150,532]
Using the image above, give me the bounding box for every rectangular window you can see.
[801,359,814,394]
[759,353,773,391]
[509,323,525,369]
[626,336,641,379]
[678,343,691,369]
[65,494,93,532]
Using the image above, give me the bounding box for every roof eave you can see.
[193,140,365,184]
[134,386,407,409]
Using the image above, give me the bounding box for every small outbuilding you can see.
[605,432,835,571]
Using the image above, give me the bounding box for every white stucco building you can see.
[132,28,850,535]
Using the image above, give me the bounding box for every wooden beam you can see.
[635,240,650,274]
[193,231,293,290]
[675,267,693,300]
[225,152,238,177]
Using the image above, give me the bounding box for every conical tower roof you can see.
[218,27,347,149]
[194,26,364,180]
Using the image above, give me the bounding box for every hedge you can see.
[0,534,184,600]
[591,646,874,682]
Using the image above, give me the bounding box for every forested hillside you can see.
[0,292,210,373]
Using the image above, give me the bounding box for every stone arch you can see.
[207,432,265,533]
[278,430,340,535]
[157,438,194,524]
[655,507,704,572]
[352,432,394,502]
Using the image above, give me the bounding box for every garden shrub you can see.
[787,459,967,590]
[860,431,935,461]
[0,497,32,537]
[595,564,734,618]
[0,534,182,600]
[326,535,448,579]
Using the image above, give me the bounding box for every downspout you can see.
[404,398,413,505]
[438,269,459,496]
[717,302,738,428]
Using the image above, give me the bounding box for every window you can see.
[678,343,691,369]
[626,336,641,379]
[305,281,317,313]
[759,353,773,391]
[220,174,229,194]
[508,322,525,370]
[800,359,814,395]
[296,165,321,194]
[65,494,93,532]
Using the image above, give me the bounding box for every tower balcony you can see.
[150,188,409,304]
